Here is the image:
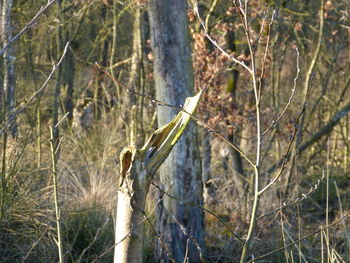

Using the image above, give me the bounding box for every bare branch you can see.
[192,1,252,74]
[267,98,350,175]
[76,218,110,263]
[0,41,70,135]
[261,47,300,136]
[257,10,276,101]
[247,211,350,263]
[0,0,56,55]
[173,216,205,263]
[204,0,219,31]
[22,229,48,262]
[259,107,305,196]
[257,171,325,220]
[151,182,243,245]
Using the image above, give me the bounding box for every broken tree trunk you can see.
[114,91,202,263]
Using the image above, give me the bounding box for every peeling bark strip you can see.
[114,91,201,263]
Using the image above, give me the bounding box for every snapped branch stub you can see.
[119,90,202,186]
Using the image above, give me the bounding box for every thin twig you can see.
[173,216,206,263]
[0,42,70,135]
[49,126,64,263]
[151,182,243,245]
[257,10,276,101]
[235,1,262,262]
[192,1,252,74]
[22,229,48,262]
[257,171,325,220]
[204,0,219,31]
[76,218,110,263]
[55,112,70,128]
[246,211,350,263]
[258,106,305,196]
[261,47,300,136]
[0,0,56,55]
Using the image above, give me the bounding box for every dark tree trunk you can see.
[226,28,246,197]
[202,128,214,203]
[149,0,204,262]
[62,30,75,122]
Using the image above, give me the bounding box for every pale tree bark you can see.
[1,0,17,138]
[125,1,145,145]
[127,1,142,105]
[148,1,204,262]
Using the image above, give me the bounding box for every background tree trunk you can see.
[0,0,3,119]
[148,1,204,262]
[226,27,245,191]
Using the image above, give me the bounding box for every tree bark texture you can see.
[1,0,17,138]
[114,147,146,263]
[148,1,204,262]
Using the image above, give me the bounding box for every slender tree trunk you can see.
[149,1,204,262]
[0,1,3,119]
[23,32,42,167]
[125,1,145,145]
[94,5,109,120]
[1,0,17,138]
[226,24,245,179]
[127,2,142,104]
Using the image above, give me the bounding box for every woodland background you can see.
[0,0,349,262]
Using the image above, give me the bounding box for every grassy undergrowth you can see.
[0,115,349,262]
